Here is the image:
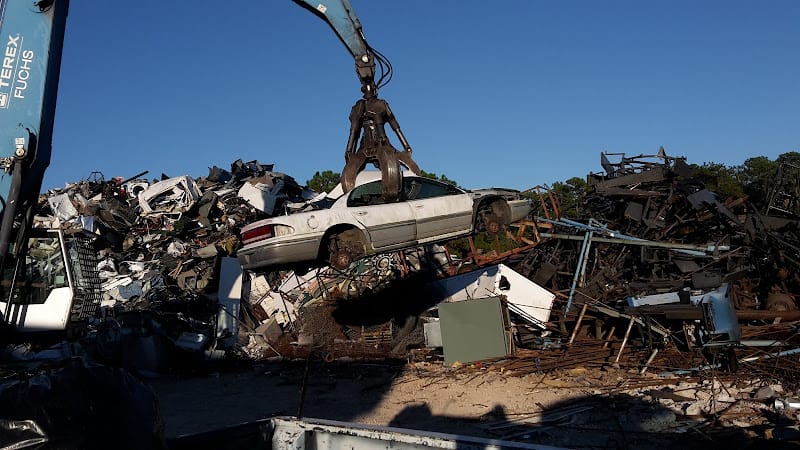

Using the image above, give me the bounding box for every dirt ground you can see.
[147,359,799,449]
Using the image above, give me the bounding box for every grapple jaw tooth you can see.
[341,148,421,203]
[378,149,402,202]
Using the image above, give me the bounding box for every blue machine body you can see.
[0,0,68,220]
[292,0,369,61]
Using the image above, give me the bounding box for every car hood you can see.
[467,187,524,200]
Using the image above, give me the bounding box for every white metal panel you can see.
[216,257,242,348]
[496,264,554,328]
[0,286,73,331]
[431,264,554,328]
[238,180,287,215]
[270,417,566,450]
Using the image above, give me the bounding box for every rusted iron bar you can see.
[602,326,616,349]
[569,303,589,344]
[639,348,659,374]
[615,316,636,364]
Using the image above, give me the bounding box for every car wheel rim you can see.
[486,216,502,234]
[332,250,352,270]
[328,230,365,270]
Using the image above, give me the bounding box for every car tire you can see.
[326,229,367,270]
[476,199,510,234]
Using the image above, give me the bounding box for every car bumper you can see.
[237,235,321,270]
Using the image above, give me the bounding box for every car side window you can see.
[347,181,385,207]
[404,178,460,200]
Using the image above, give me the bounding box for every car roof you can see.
[325,170,417,199]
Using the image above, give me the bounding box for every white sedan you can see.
[237,171,532,270]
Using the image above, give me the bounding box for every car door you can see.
[404,177,473,242]
[346,180,416,250]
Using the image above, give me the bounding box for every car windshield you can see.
[347,177,461,207]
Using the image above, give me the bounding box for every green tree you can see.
[551,176,590,217]
[306,170,341,193]
[690,162,745,199]
[741,156,777,203]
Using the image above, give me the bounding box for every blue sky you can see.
[44,1,799,191]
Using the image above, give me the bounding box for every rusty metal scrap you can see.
[32,159,317,371]
[24,147,800,406]
[476,149,800,394]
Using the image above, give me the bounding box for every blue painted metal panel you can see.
[0,0,68,212]
[292,0,369,59]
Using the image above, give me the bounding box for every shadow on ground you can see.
[162,377,800,450]
[385,392,800,450]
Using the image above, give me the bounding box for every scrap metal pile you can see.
[26,159,483,370]
[28,160,319,370]
[509,149,800,390]
[23,150,800,394]
[12,150,800,443]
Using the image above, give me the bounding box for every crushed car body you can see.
[238,170,532,270]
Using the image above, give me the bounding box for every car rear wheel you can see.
[476,199,510,234]
[326,229,367,270]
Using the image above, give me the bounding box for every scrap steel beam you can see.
[540,232,729,256]
[565,230,593,312]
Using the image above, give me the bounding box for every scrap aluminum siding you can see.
[138,175,201,214]
[627,290,704,307]
[269,416,566,450]
[238,180,288,215]
[432,264,554,328]
[47,192,77,221]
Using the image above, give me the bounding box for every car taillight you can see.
[242,224,274,243]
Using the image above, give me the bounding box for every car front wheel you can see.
[326,229,367,270]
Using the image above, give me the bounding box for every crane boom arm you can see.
[291,0,377,94]
[292,0,368,60]
[291,1,422,201]
[0,0,68,269]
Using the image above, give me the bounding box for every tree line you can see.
[305,151,800,225]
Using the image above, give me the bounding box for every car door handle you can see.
[415,205,424,208]
[355,211,368,216]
